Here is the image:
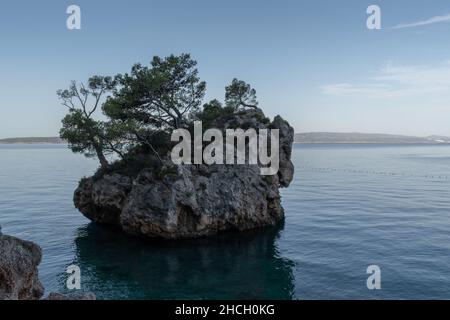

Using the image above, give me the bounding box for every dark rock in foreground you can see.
[0,234,44,300]
[74,110,294,239]
[0,228,96,300]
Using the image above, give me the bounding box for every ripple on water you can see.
[1,144,450,299]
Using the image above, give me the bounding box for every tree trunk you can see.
[94,144,109,168]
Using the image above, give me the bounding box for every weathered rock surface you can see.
[0,233,44,300]
[74,110,295,239]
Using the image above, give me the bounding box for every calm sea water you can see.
[1,144,450,299]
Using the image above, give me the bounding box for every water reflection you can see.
[70,223,295,300]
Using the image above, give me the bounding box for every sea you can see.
[1,143,449,299]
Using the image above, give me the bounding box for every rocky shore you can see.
[74,110,295,239]
[0,227,95,300]
[0,229,44,300]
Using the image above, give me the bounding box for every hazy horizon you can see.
[2,131,450,141]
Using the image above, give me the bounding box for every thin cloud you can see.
[392,14,450,29]
[322,61,450,99]
[322,83,394,98]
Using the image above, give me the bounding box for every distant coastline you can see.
[2,133,450,145]
[0,137,64,144]
[295,132,450,144]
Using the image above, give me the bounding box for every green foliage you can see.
[253,112,271,125]
[194,99,235,128]
[58,76,129,168]
[60,109,101,157]
[225,78,258,110]
[59,53,263,174]
[103,53,206,131]
[96,153,162,179]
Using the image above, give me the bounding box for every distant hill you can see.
[2,133,450,145]
[0,137,64,144]
[295,132,450,144]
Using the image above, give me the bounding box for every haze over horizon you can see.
[2,131,450,141]
[2,0,450,137]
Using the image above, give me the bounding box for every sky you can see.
[1,0,450,137]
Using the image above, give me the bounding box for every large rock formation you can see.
[74,110,294,239]
[0,232,44,300]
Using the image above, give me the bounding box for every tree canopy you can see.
[58,77,126,168]
[225,78,258,110]
[59,54,259,169]
[103,54,206,131]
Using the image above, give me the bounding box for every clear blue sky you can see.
[1,0,450,137]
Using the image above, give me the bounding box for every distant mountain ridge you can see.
[1,133,450,144]
[0,137,64,144]
[295,132,450,144]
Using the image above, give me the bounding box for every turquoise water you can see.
[1,144,450,299]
